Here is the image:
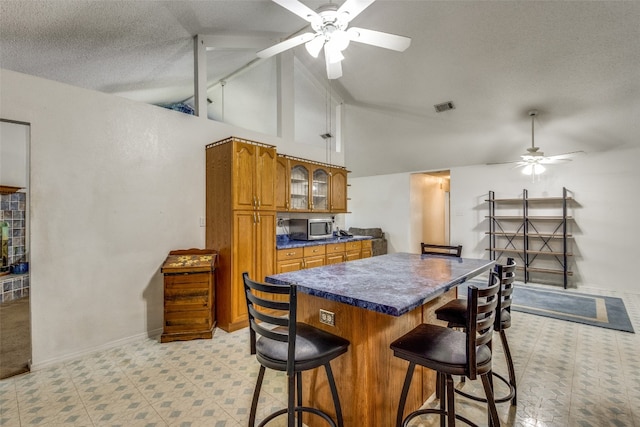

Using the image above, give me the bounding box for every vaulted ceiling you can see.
[1,1,639,174]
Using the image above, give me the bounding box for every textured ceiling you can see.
[1,0,639,173]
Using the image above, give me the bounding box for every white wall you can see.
[0,69,344,368]
[348,146,640,293]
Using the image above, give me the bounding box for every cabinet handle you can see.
[287,252,295,256]
[257,197,261,209]
[302,260,306,268]
[257,212,261,223]
[253,212,257,223]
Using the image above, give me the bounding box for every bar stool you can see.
[390,272,501,427]
[421,243,463,257]
[435,258,517,405]
[242,272,350,427]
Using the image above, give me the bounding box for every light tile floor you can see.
[1,287,639,427]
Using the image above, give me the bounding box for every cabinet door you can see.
[330,168,348,212]
[232,142,257,210]
[345,251,361,262]
[304,255,326,269]
[326,253,345,265]
[232,211,256,324]
[290,161,310,211]
[277,259,304,273]
[275,155,289,211]
[311,167,329,211]
[255,211,276,281]
[256,146,277,210]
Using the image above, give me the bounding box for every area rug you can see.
[461,281,634,333]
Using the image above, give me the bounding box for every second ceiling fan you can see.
[257,0,411,79]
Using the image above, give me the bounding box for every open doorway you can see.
[0,119,31,379]
[410,171,451,251]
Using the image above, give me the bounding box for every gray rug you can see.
[462,281,634,333]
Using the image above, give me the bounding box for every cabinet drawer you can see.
[164,309,212,332]
[277,247,304,261]
[325,242,346,254]
[345,241,362,252]
[361,240,372,250]
[164,273,210,289]
[304,245,326,257]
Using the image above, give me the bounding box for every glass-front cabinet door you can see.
[311,168,329,211]
[289,163,309,211]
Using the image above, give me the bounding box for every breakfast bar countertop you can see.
[275,234,372,249]
[266,252,494,317]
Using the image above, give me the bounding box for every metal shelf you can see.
[487,187,574,289]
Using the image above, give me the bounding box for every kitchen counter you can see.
[275,234,372,250]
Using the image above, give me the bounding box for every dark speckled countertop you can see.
[265,253,494,317]
[276,234,372,249]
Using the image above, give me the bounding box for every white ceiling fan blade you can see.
[257,32,315,58]
[272,0,320,23]
[325,46,343,79]
[540,157,571,165]
[547,150,585,161]
[347,27,411,51]
[337,0,376,22]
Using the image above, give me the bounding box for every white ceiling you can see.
[1,0,639,173]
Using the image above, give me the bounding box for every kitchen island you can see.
[266,252,494,427]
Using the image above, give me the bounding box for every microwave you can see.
[289,218,334,241]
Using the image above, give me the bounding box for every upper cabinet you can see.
[330,167,348,213]
[277,155,348,213]
[232,140,276,211]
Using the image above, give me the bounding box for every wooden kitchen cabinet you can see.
[345,240,362,262]
[276,245,326,273]
[276,155,348,213]
[275,155,289,211]
[330,167,348,213]
[206,137,277,332]
[325,242,346,265]
[160,249,217,343]
[361,240,373,258]
[229,139,276,211]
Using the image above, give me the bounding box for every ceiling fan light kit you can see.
[258,0,412,79]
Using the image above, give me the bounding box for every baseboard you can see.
[31,328,163,371]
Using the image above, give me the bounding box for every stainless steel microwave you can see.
[289,218,333,241]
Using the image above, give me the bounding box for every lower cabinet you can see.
[361,240,373,258]
[277,240,371,272]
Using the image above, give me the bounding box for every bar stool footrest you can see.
[258,406,337,427]
[455,371,516,405]
[402,408,479,427]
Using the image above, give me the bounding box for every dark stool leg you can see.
[481,372,501,427]
[445,374,456,427]
[296,371,303,427]
[439,372,446,427]
[324,363,344,427]
[397,362,416,427]
[500,329,517,405]
[249,365,266,427]
[287,373,295,427]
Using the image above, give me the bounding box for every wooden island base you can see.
[296,289,455,427]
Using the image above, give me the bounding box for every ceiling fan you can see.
[494,110,584,177]
[257,0,411,79]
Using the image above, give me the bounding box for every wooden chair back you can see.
[466,271,500,380]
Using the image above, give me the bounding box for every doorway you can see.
[411,171,451,250]
[0,119,31,379]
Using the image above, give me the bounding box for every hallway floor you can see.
[1,287,639,426]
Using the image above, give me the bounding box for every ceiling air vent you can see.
[434,101,455,113]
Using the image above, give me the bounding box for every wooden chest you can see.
[160,249,217,343]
